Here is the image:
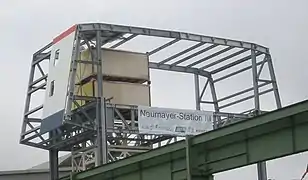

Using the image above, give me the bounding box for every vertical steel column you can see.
[251,49,260,112]
[192,74,214,180]
[267,54,282,108]
[21,56,36,136]
[186,74,200,180]
[194,74,201,110]
[208,75,220,128]
[185,136,193,180]
[49,131,58,180]
[252,49,267,180]
[65,30,81,119]
[95,30,108,165]
[208,77,219,112]
[49,149,58,180]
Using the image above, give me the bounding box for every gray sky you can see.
[0,0,308,179]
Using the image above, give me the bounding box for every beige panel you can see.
[73,80,150,108]
[103,81,150,106]
[76,48,149,82]
[102,48,149,80]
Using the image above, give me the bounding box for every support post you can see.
[208,75,220,128]
[251,49,260,113]
[21,56,36,137]
[65,31,80,120]
[252,49,267,180]
[267,54,282,108]
[194,74,201,110]
[49,149,58,180]
[49,131,58,180]
[185,136,193,180]
[95,30,108,165]
[191,74,214,180]
[185,137,214,180]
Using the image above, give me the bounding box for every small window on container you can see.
[54,49,60,66]
[49,80,55,97]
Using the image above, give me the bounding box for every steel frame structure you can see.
[19,23,281,180]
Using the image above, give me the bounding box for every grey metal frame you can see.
[19,23,281,180]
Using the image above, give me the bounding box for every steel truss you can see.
[20,23,281,180]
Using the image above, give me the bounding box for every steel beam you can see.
[30,75,48,86]
[251,49,267,180]
[213,61,264,83]
[187,46,234,68]
[200,49,249,70]
[217,81,271,103]
[49,131,59,180]
[32,52,51,65]
[96,30,108,165]
[148,39,180,55]
[110,34,138,48]
[267,54,282,108]
[208,76,220,127]
[33,42,52,56]
[199,79,209,101]
[157,42,205,65]
[219,89,273,110]
[149,62,211,77]
[211,52,262,74]
[64,30,80,119]
[171,44,218,66]
[194,74,201,110]
[78,23,269,53]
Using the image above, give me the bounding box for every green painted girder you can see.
[72,100,308,180]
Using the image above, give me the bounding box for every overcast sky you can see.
[0,0,308,180]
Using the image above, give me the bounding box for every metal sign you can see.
[138,106,214,136]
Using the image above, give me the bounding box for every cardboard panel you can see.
[74,80,150,108]
[76,48,149,83]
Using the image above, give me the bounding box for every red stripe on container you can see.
[53,24,77,44]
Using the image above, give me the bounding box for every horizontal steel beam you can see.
[218,88,273,109]
[28,118,42,123]
[148,39,180,55]
[217,81,271,103]
[187,46,234,68]
[108,148,148,153]
[32,52,51,65]
[49,131,95,150]
[157,42,205,65]
[108,145,152,150]
[110,34,138,48]
[171,44,218,66]
[200,49,249,70]
[213,60,264,83]
[211,52,262,74]
[30,75,48,86]
[78,23,269,53]
[22,141,48,150]
[24,105,43,116]
[149,62,211,77]
[28,82,46,94]
[33,42,52,56]
[21,126,40,137]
